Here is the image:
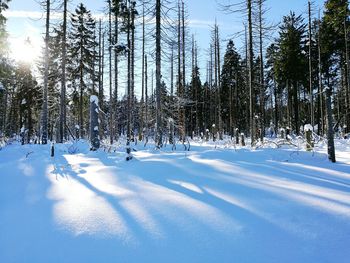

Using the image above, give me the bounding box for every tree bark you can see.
[114,0,119,140]
[326,85,336,162]
[108,0,114,144]
[59,0,67,143]
[90,95,100,150]
[41,0,50,144]
[155,0,162,147]
[248,0,255,145]
[308,0,314,130]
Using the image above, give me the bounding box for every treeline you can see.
[0,0,348,159]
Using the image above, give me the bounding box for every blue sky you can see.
[4,0,325,94]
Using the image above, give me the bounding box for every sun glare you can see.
[10,36,41,64]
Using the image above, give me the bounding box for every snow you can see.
[90,95,98,105]
[75,125,80,129]
[304,124,313,131]
[94,126,98,131]
[0,140,350,262]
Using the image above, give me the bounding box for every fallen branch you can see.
[26,151,34,158]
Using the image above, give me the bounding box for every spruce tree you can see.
[69,3,97,139]
[275,12,307,135]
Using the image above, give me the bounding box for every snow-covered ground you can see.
[0,140,350,263]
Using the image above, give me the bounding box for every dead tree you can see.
[41,0,50,144]
[155,0,162,147]
[59,0,68,143]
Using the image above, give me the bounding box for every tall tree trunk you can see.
[216,25,223,140]
[79,57,84,139]
[131,1,135,141]
[127,0,131,147]
[273,77,278,133]
[139,2,145,141]
[248,0,255,145]
[318,14,324,135]
[181,1,186,140]
[155,0,162,147]
[108,0,113,144]
[308,0,314,130]
[178,1,185,142]
[114,0,119,140]
[195,42,199,135]
[145,54,148,139]
[259,0,265,141]
[41,0,50,144]
[344,18,350,133]
[59,0,67,143]
[98,20,104,140]
[92,28,97,95]
[293,82,299,135]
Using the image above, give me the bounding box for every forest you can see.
[0,0,349,163]
[1,1,350,262]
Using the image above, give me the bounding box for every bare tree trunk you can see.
[108,0,114,144]
[90,95,100,150]
[178,1,185,142]
[181,1,186,140]
[258,0,265,141]
[139,2,145,141]
[59,0,68,143]
[131,1,136,141]
[145,54,148,140]
[344,17,350,133]
[41,0,50,144]
[114,0,119,140]
[214,27,218,133]
[127,0,131,147]
[195,42,199,135]
[155,0,162,147]
[210,44,213,129]
[169,44,174,144]
[92,28,97,95]
[216,25,223,140]
[98,20,104,140]
[248,0,255,145]
[318,11,324,135]
[79,53,84,139]
[308,0,314,130]
[273,77,278,133]
[171,45,174,97]
[326,84,336,162]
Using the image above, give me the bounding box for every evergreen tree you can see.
[221,40,242,136]
[14,63,41,142]
[69,3,98,138]
[0,0,12,136]
[275,12,307,135]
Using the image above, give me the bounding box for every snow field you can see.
[0,140,350,262]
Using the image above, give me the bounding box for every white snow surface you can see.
[90,95,99,104]
[304,124,313,131]
[1,140,350,263]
